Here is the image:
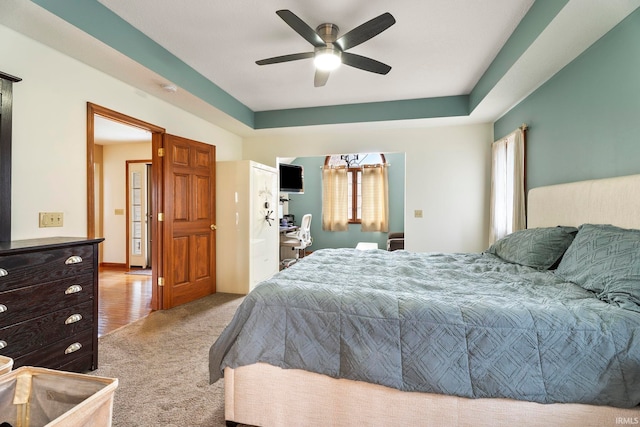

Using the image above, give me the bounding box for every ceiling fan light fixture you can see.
[314,46,341,71]
[256,11,395,86]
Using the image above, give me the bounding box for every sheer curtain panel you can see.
[361,165,389,232]
[322,167,349,231]
[489,128,525,244]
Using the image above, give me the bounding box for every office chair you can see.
[280,214,313,264]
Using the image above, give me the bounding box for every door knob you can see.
[210,224,217,231]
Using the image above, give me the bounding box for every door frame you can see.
[86,102,165,310]
[126,159,152,269]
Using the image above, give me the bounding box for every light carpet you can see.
[91,292,245,426]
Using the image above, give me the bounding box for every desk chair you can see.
[280,214,312,265]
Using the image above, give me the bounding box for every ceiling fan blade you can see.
[341,52,391,75]
[276,10,326,48]
[335,12,396,51]
[256,52,314,65]
[314,70,330,87]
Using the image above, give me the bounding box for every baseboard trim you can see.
[100,262,128,270]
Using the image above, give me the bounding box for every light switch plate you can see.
[39,212,64,227]
[414,209,423,218]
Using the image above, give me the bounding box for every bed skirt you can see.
[224,363,640,427]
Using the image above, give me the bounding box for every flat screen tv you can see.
[279,163,304,194]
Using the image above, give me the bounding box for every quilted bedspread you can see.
[209,248,640,407]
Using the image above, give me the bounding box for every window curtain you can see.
[361,164,389,232]
[489,128,525,244]
[321,167,349,231]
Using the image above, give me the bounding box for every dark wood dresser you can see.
[0,237,104,372]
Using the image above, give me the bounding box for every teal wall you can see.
[34,0,566,130]
[284,153,405,250]
[494,8,640,191]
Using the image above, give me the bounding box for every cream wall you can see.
[244,123,493,253]
[101,142,152,264]
[0,24,243,241]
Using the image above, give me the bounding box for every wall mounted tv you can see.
[279,163,304,194]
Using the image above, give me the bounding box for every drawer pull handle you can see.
[0,340,6,350]
[65,285,83,294]
[0,304,6,313]
[65,314,83,324]
[65,255,83,265]
[65,342,82,354]
[0,268,7,277]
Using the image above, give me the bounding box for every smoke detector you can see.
[160,83,177,93]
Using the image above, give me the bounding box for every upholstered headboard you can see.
[527,174,640,230]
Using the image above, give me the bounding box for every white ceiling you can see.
[1,1,639,137]
[96,0,534,111]
[94,116,151,145]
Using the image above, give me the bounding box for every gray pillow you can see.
[556,224,640,312]
[486,226,578,270]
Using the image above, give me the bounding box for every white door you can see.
[129,162,149,268]
[250,164,279,290]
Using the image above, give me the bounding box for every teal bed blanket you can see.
[209,248,640,407]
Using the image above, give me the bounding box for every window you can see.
[323,153,388,231]
[347,168,362,222]
[489,128,526,243]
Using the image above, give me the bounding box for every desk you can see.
[279,225,298,234]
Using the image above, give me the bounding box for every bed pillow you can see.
[486,226,578,270]
[556,223,640,312]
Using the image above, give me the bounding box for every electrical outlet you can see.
[414,209,423,218]
[39,212,64,227]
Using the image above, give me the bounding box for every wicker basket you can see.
[0,356,12,375]
[0,366,117,427]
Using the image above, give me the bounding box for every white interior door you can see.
[129,162,149,268]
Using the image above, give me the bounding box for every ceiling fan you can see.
[256,10,396,87]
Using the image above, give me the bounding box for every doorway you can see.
[127,160,152,269]
[87,103,165,311]
[87,102,218,313]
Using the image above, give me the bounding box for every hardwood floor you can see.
[98,267,153,337]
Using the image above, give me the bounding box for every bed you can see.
[210,174,640,426]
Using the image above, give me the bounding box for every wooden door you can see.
[162,134,216,308]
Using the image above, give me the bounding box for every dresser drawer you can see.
[0,245,94,292]
[12,327,94,371]
[0,300,94,359]
[0,273,93,328]
[56,352,95,372]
